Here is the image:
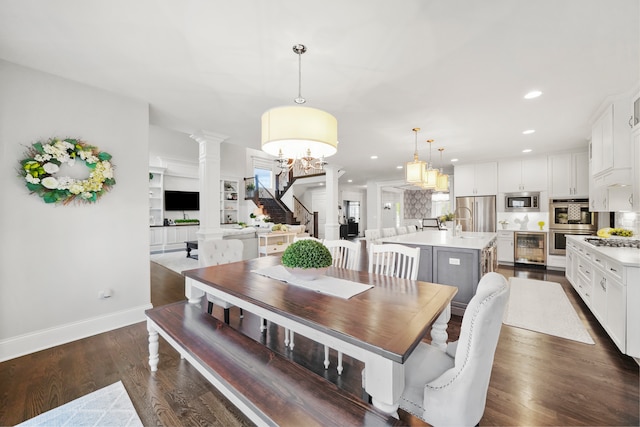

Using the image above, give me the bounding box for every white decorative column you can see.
[190,130,229,242]
[324,164,340,240]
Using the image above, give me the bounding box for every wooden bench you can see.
[145,301,401,427]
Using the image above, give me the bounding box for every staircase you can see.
[244,173,319,237]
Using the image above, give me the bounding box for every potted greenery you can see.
[439,212,455,229]
[281,239,332,280]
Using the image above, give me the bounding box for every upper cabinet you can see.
[591,96,632,178]
[454,162,498,197]
[589,93,635,211]
[633,130,640,211]
[548,151,589,198]
[498,157,548,193]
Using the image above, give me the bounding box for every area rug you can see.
[18,381,143,426]
[150,251,199,275]
[503,278,595,344]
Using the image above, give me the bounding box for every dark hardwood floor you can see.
[1,242,638,426]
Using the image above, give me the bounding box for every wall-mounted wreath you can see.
[20,137,115,204]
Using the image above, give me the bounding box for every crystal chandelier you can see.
[262,44,338,172]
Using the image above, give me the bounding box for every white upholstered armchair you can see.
[199,239,244,324]
[398,272,510,426]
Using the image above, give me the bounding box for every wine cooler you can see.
[514,231,546,266]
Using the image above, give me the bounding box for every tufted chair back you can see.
[199,239,244,267]
[399,272,510,426]
[199,239,244,323]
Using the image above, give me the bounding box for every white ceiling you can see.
[1,0,638,186]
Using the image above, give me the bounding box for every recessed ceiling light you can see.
[524,90,542,99]
[451,158,459,162]
[396,165,403,169]
[347,179,352,183]
[522,129,535,135]
[522,148,532,153]
[370,155,378,159]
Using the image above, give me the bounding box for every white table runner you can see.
[252,265,373,299]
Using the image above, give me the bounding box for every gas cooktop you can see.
[584,238,640,249]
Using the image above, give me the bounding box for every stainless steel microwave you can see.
[505,192,540,212]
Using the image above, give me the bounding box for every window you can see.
[253,158,274,189]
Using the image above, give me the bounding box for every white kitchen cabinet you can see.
[496,230,514,264]
[454,162,497,197]
[150,227,164,249]
[164,225,199,251]
[565,236,638,357]
[498,157,548,193]
[633,130,640,211]
[548,151,589,197]
[591,96,632,177]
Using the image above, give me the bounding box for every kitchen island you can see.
[382,230,497,315]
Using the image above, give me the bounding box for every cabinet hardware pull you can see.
[629,115,634,128]
[610,268,617,273]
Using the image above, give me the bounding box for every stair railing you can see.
[293,195,318,238]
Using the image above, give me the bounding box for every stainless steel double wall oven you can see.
[548,198,598,255]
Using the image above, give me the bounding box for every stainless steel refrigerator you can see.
[455,195,496,232]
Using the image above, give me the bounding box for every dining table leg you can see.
[363,357,403,418]
[430,303,451,351]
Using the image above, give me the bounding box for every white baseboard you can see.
[0,304,153,362]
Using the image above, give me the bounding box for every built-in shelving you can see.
[149,168,166,226]
[221,179,238,224]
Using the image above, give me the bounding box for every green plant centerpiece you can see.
[281,239,332,281]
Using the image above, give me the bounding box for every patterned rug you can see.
[503,278,594,344]
[18,381,143,426]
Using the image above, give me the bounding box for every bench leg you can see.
[289,331,295,350]
[284,328,290,347]
[224,308,230,324]
[147,322,159,372]
[324,345,330,369]
[260,317,267,332]
[337,351,343,375]
[207,301,214,314]
[240,308,244,318]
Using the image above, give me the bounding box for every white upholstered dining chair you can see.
[368,243,420,280]
[398,272,510,426]
[321,239,361,374]
[199,239,244,324]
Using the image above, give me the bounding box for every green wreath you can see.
[20,137,115,204]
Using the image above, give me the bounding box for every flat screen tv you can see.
[164,190,199,211]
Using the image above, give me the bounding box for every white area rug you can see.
[151,251,199,275]
[503,278,594,344]
[18,381,143,427]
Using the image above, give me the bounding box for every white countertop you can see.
[381,230,497,250]
[567,235,640,267]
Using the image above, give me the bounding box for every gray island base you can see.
[382,230,497,315]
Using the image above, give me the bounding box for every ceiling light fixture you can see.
[419,139,438,189]
[261,44,338,173]
[524,90,542,99]
[405,128,426,184]
[522,148,532,153]
[435,147,449,192]
[522,129,535,135]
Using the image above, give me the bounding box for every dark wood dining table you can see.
[183,256,457,416]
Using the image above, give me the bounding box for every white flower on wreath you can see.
[42,162,59,174]
[41,176,59,189]
[25,174,40,184]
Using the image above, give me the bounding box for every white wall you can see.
[0,61,151,361]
